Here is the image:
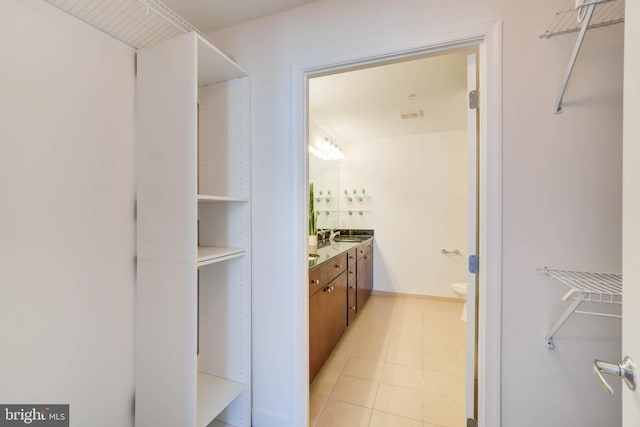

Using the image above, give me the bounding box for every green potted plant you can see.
[309,182,318,247]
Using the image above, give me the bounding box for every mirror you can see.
[309,119,340,230]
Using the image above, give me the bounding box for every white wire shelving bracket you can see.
[540,0,625,113]
[43,0,233,58]
[541,267,622,349]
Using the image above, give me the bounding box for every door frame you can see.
[290,21,503,427]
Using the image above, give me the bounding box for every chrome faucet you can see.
[329,230,340,243]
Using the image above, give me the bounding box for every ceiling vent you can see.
[399,110,424,120]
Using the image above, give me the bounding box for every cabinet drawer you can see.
[327,253,348,282]
[309,253,347,296]
[357,240,373,260]
[309,266,326,296]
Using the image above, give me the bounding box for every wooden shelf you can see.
[198,247,245,266]
[197,373,244,427]
[197,194,249,203]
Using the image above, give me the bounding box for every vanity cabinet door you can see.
[309,286,330,383]
[328,271,348,349]
[356,256,367,312]
[356,240,374,311]
[309,270,348,383]
[347,249,357,325]
[364,241,374,298]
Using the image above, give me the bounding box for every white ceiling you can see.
[157,0,472,144]
[309,49,473,144]
[160,0,319,32]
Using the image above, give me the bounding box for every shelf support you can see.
[541,267,622,349]
[554,2,596,113]
[545,298,583,349]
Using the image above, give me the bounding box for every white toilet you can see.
[451,282,468,321]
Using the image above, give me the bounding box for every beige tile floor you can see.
[310,294,466,427]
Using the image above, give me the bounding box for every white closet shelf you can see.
[44,0,224,52]
[198,247,245,266]
[197,37,247,87]
[43,1,247,86]
[197,194,249,203]
[540,0,625,113]
[197,373,244,427]
[541,267,622,349]
[540,0,624,39]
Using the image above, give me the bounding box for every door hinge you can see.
[469,89,479,109]
[469,255,479,274]
[467,418,478,427]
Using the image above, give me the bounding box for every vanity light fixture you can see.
[309,137,345,161]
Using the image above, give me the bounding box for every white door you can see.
[466,53,479,423]
[622,1,640,424]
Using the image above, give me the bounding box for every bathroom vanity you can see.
[308,233,373,382]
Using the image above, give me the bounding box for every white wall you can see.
[0,1,136,426]
[623,1,640,425]
[213,1,624,426]
[339,131,467,297]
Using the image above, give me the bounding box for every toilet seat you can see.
[451,282,468,322]
[451,282,467,295]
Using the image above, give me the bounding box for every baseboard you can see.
[370,289,459,302]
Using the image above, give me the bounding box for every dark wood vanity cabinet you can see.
[309,239,373,383]
[309,255,347,382]
[356,240,374,312]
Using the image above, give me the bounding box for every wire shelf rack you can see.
[541,267,622,349]
[540,0,625,39]
[543,267,622,303]
[44,0,230,55]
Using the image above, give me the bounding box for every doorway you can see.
[291,22,503,427]
[307,47,476,425]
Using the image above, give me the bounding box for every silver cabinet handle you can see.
[593,356,636,394]
[311,279,319,285]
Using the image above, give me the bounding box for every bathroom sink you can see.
[332,236,371,243]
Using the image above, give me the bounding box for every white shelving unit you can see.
[196,373,245,427]
[541,267,622,349]
[197,247,245,267]
[136,31,251,427]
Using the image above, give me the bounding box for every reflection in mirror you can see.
[309,120,341,230]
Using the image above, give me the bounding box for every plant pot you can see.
[308,235,318,248]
